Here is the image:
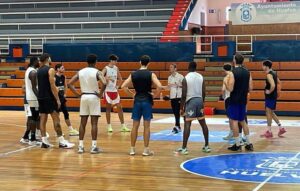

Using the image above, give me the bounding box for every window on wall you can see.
[225,6,231,21]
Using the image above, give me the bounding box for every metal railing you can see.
[0,0,143,7]
[0,33,299,56]
[0,8,173,18]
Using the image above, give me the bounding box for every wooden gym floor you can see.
[0,110,299,191]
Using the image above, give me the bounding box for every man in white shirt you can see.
[176,62,211,155]
[68,54,107,154]
[102,54,130,133]
[166,63,184,134]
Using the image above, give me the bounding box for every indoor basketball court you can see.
[0,0,300,191]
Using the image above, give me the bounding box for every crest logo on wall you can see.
[236,3,256,23]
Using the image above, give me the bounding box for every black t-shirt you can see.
[131,69,153,104]
[230,66,250,105]
[37,65,55,100]
[55,74,66,102]
[265,70,278,100]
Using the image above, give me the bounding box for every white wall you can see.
[188,0,207,26]
[188,0,267,27]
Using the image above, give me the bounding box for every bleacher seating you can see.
[0,61,300,114]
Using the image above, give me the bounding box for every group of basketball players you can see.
[19,52,286,155]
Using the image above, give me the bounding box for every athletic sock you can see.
[79,140,84,147]
[58,136,65,143]
[267,126,272,131]
[92,140,97,148]
[239,133,243,139]
[245,135,251,145]
[234,137,240,146]
[23,130,30,139]
[42,137,48,144]
[68,126,74,131]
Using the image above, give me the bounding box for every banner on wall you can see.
[230,2,300,25]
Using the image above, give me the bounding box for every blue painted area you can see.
[253,40,300,61]
[44,42,196,62]
[180,0,198,30]
[137,130,241,142]
[181,152,300,184]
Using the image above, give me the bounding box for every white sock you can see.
[234,137,240,146]
[68,126,74,131]
[92,140,97,148]
[42,137,48,144]
[239,133,243,139]
[58,136,65,143]
[245,135,251,145]
[267,126,272,131]
[79,140,84,147]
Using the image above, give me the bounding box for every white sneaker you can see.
[121,124,131,132]
[142,148,154,156]
[90,147,102,154]
[59,140,75,149]
[20,138,29,144]
[78,146,85,154]
[29,140,42,146]
[129,147,135,156]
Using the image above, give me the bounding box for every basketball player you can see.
[261,60,286,138]
[37,53,74,149]
[222,63,233,141]
[176,61,211,155]
[55,64,79,136]
[225,53,253,151]
[102,54,130,133]
[121,55,162,156]
[166,63,184,134]
[20,57,40,145]
[222,63,248,146]
[68,54,107,154]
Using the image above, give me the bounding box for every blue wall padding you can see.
[43,42,196,62]
[253,40,300,61]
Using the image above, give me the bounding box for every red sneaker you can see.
[278,128,287,137]
[260,130,273,138]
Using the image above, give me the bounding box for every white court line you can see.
[0,122,25,128]
[0,122,35,157]
[0,145,36,157]
[252,152,300,191]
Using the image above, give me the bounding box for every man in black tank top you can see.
[122,55,162,156]
[261,60,286,138]
[55,64,79,136]
[37,53,74,149]
[225,53,253,151]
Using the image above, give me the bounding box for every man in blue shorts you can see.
[225,53,253,151]
[261,60,286,138]
[122,55,162,156]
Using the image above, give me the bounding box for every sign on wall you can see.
[230,2,300,25]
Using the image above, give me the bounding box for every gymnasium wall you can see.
[228,23,300,36]
[43,42,196,62]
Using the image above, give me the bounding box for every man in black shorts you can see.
[37,53,74,149]
[55,64,79,136]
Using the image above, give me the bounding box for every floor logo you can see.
[181,152,300,184]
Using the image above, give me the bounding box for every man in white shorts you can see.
[20,57,41,145]
[68,54,106,154]
[102,54,130,133]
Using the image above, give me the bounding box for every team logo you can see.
[236,3,256,23]
[181,153,300,184]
